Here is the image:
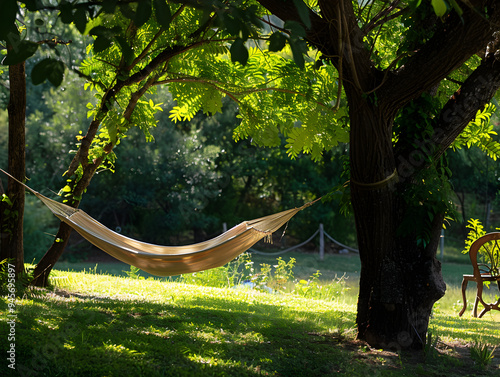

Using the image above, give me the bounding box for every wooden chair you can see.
[459,232,500,318]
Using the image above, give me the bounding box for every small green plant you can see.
[294,270,322,298]
[470,341,496,370]
[179,254,299,293]
[180,252,258,288]
[225,252,255,286]
[0,259,35,297]
[249,257,297,293]
[462,218,487,253]
[248,262,272,292]
[423,331,440,361]
[293,271,348,301]
[123,265,144,280]
[1,193,18,239]
[271,257,295,292]
[0,258,11,295]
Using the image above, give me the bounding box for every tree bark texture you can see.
[0,60,26,278]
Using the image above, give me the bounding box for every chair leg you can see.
[490,283,500,312]
[478,307,489,318]
[478,280,500,317]
[473,295,479,318]
[459,279,468,317]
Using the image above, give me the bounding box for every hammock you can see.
[1,169,318,276]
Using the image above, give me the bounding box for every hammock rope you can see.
[0,169,319,276]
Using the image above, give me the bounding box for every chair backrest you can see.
[469,232,500,277]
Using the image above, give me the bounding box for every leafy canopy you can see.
[2,0,499,165]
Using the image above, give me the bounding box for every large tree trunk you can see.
[348,93,446,350]
[353,186,446,349]
[0,60,26,279]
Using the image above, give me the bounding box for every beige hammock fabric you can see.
[1,169,317,276]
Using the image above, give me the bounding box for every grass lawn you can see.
[1,252,499,376]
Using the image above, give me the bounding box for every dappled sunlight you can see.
[2,260,499,375]
[430,314,500,346]
[0,267,360,376]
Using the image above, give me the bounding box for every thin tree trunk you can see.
[31,158,104,286]
[31,73,159,286]
[0,60,26,279]
[31,223,72,286]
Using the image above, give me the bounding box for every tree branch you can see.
[394,51,500,176]
[257,0,374,94]
[379,0,500,115]
[432,53,500,158]
[361,1,406,35]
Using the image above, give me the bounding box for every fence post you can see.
[319,223,324,261]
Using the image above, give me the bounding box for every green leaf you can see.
[59,3,74,24]
[31,58,65,87]
[2,40,39,65]
[230,38,248,66]
[431,0,448,18]
[154,0,171,29]
[89,26,121,38]
[269,32,287,52]
[93,36,112,53]
[0,0,19,41]
[223,14,242,36]
[119,3,136,20]
[289,38,306,69]
[284,20,306,38]
[135,0,152,27]
[115,36,134,65]
[1,194,13,206]
[73,7,87,34]
[61,185,72,193]
[448,0,463,17]
[31,60,48,85]
[292,0,311,29]
[108,123,118,145]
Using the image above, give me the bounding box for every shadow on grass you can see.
[1,289,365,377]
[2,286,500,376]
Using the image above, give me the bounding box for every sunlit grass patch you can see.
[2,252,500,376]
[430,314,500,346]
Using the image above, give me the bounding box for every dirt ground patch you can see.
[341,337,499,376]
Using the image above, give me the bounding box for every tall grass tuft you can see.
[470,341,496,370]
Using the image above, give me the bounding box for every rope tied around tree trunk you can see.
[350,169,399,190]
